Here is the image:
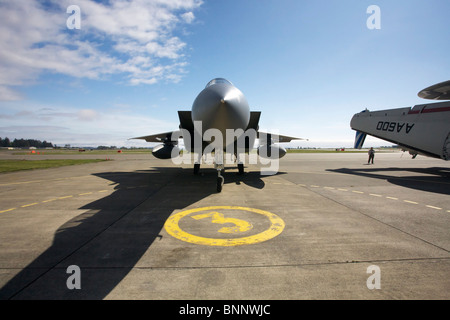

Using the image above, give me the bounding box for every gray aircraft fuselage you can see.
[190,78,253,152]
[133,78,300,157]
[192,78,250,136]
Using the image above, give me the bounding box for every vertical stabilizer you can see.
[354,131,367,149]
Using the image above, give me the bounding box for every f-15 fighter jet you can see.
[133,78,303,192]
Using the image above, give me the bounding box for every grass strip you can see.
[0,159,107,173]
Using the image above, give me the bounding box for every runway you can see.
[0,151,449,300]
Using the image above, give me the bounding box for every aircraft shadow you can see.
[0,165,283,299]
[327,167,450,195]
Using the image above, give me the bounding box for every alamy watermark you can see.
[366,265,381,290]
[168,122,283,176]
[65,264,382,292]
[66,265,81,290]
[66,5,81,30]
[67,5,381,31]
[367,5,381,30]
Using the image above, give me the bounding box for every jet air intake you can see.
[151,132,180,160]
[152,144,180,159]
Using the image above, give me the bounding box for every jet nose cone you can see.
[192,83,250,134]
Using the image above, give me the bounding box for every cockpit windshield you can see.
[205,78,233,88]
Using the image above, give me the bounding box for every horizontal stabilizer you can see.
[131,131,180,143]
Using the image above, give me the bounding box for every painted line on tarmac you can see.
[0,175,91,187]
[386,196,398,200]
[58,195,73,200]
[0,184,154,215]
[42,198,58,203]
[21,202,39,208]
[1,181,448,216]
[426,205,442,210]
[0,189,112,215]
[296,183,449,213]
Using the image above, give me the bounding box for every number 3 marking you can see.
[191,211,253,234]
[164,206,285,246]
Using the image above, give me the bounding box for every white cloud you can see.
[145,37,186,59]
[0,0,203,100]
[0,86,23,101]
[77,109,100,122]
[0,103,177,147]
[182,12,196,24]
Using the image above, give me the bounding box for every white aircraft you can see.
[351,80,450,160]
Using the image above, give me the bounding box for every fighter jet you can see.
[350,80,450,160]
[132,78,303,192]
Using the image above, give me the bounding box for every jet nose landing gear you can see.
[217,169,224,192]
[216,163,224,192]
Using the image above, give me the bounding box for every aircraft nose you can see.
[192,84,250,134]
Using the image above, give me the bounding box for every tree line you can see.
[0,137,53,148]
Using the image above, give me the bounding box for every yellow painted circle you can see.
[164,206,285,246]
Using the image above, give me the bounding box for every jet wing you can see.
[131,131,180,143]
[258,131,306,144]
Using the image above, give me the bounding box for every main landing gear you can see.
[238,163,244,175]
[194,163,200,175]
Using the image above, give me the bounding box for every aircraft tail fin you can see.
[354,131,367,149]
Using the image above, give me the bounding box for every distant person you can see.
[368,147,375,164]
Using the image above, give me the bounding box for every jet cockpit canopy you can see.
[205,78,233,88]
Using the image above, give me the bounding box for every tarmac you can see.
[0,150,449,300]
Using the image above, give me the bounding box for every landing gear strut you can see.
[238,163,244,175]
[236,153,245,175]
[194,151,240,193]
[215,150,224,193]
[217,169,224,192]
[194,163,200,175]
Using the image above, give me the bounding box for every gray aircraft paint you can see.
[132,78,303,191]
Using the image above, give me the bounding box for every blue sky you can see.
[0,0,449,148]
